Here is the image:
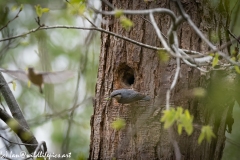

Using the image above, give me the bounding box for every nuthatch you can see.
[0,67,75,93]
[110,89,150,104]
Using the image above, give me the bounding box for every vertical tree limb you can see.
[0,73,39,153]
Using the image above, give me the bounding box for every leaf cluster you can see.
[34,4,49,18]
[114,10,134,30]
[161,107,215,144]
[161,107,193,135]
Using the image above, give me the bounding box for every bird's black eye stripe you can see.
[113,93,121,97]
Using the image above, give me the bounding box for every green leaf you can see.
[111,118,126,131]
[234,66,240,74]
[41,8,50,13]
[78,3,86,15]
[67,2,86,15]
[185,125,193,135]
[11,5,18,11]
[204,126,216,142]
[69,7,78,15]
[180,109,193,135]
[161,107,194,135]
[176,107,183,119]
[35,5,49,17]
[160,109,176,129]
[20,4,24,10]
[212,54,219,67]
[120,16,134,30]
[198,131,205,144]
[184,110,191,119]
[35,5,42,17]
[12,81,16,91]
[158,50,170,62]
[12,4,24,11]
[178,124,183,135]
[115,10,123,18]
[198,126,216,144]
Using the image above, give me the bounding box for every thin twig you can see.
[149,12,177,57]
[166,55,181,110]
[101,0,115,9]
[210,35,240,53]
[0,25,203,56]
[91,7,177,21]
[0,135,38,146]
[0,8,22,31]
[0,154,11,160]
[227,29,240,44]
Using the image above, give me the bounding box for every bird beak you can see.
[105,96,112,101]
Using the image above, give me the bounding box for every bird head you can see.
[110,91,122,101]
[27,67,35,74]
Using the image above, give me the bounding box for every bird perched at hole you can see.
[110,89,150,104]
[0,67,75,93]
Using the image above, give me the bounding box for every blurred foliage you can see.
[114,10,123,18]
[67,0,86,16]
[160,106,215,143]
[161,107,194,136]
[35,4,49,17]
[119,16,134,30]
[198,126,215,144]
[0,0,99,159]
[158,50,169,62]
[111,118,126,131]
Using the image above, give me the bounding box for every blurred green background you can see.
[0,0,100,159]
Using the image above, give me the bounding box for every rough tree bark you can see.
[90,0,232,159]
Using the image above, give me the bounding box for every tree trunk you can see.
[89,0,231,159]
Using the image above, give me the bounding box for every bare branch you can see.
[166,56,181,110]
[0,73,30,129]
[0,134,37,146]
[210,35,240,53]
[0,8,22,31]
[101,0,115,9]
[0,108,38,153]
[227,29,240,44]
[91,7,177,21]
[0,25,206,59]
[149,13,177,57]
